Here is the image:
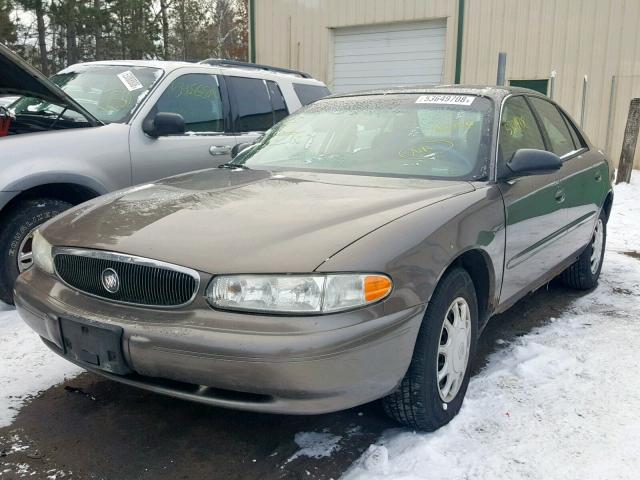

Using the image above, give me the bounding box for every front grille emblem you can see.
[101,268,120,294]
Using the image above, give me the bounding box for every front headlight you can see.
[32,230,54,274]
[206,273,392,314]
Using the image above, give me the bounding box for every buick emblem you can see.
[101,268,120,294]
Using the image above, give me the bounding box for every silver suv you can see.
[0,44,330,304]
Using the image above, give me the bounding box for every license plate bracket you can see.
[59,317,131,375]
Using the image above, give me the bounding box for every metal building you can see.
[249,0,640,167]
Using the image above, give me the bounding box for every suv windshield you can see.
[12,65,163,125]
[235,94,493,180]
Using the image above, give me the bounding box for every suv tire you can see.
[383,267,478,431]
[0,198,71,305]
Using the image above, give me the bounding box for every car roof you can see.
[328,84,545,101]
[63,60,326,86]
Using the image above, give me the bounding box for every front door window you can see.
[499,96,546,164]
[154,73,224,134]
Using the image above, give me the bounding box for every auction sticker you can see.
[415,94,475,106]
[117,70,144,91]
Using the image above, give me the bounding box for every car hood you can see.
[0,43,99,124]
[43,169,474,273]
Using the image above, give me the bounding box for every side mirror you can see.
[231,142,255,159]
[506,149,562,177]
[142,112,185,138]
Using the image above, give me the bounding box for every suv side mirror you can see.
[143,112,185,138]
[506,149,562,177]
[231,142,256,159]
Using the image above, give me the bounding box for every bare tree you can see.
[159,0,170,59]
[211,0,235,58]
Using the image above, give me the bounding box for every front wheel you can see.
[0,198,72,305]
[561,209,607,290]
[383,267,478,431]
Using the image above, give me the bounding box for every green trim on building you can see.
[249,0,256,62]
[454,0,465,84]
[509,79,549,95]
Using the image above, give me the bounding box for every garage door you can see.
[332,20,447,93]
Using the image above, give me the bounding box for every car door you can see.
[225,75,289,147]
[529,96,609,257]
[128,69,237,184]
[497,95,568,305]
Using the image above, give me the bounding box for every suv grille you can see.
[53,249,199,307]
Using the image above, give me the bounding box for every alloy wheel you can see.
[17,229,36,273]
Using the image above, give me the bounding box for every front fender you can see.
[3,172,110,196]
[0,124,132,206]
[0,191,17,211]
[315,185,506,315]
[0,172,110,213]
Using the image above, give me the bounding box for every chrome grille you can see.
[53,248,199,308]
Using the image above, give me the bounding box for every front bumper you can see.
[15,269,426,414]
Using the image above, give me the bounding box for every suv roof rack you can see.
[199,58,312,79]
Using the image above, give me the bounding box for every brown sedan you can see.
[15,86,613,431]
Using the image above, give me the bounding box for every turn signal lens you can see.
[364,275,393,302]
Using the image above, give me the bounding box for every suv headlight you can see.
[206,273,392,314]
[32,230,54,274]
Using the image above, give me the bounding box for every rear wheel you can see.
[383,267,478,431]
[0,198,71,305]
[561,209,606,290]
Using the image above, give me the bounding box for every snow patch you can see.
[286,431,343,463]
[0,306,82,428]
[607,175,640,253]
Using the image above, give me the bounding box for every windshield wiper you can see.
[218,163,250,170]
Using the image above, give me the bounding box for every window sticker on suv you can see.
[117,71,144,91]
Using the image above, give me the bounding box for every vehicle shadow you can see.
[0,280,585,480]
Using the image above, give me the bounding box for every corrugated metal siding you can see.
[256,0,640,167]
[461,0,640,167]
[254,0,458,87]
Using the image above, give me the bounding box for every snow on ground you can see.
[286,431,344,464]
[0,302,82,428]
[607,177,640,253]
[343,177,640,479]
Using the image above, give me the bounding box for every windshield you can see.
[11,65,162,124]
[234,94,494,180]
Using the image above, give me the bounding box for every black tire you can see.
[0,198,72,305]
[561,209,607,290]
[383,267,478,431]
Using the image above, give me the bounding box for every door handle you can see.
[555,188,566,203]
[209,145,231,156]
[594,171,602,182]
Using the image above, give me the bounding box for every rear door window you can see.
[499,96,546,163]
[226,76,273,132]
[560,110,587,150]
[293,83,331,106]
[154,73,224,133]
[529,97,576,156]
[266,80,288,123]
